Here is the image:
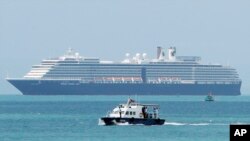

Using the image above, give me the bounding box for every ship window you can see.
[133,112,136,115]
[126,111,129,115]
[130,111,133,115]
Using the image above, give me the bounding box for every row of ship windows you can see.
[50,65,234,69]
[49,68,142,71]
[27,70,238,76]
[42,72,237,78]
[44,70,237,75]
[47,65,232,69]
[44,71,237,76]
[55,63,226,67]
[47,70,141,74]
[51,65,229,69]
[41,77,239,82]
[29,66,236,72]
[31,67,237,74]
[42,74,239,79]
[44,74,140,77]
[46,72,141,75]
[38,74,240,80]
[42,71,239,77]
[32,67,235,73]
[113,111,136,115]
[42,75,238,80]
[126,111,136,116]
[42,73,237,79]
[36,62,235,70]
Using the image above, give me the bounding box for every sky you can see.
[0,0,250,95]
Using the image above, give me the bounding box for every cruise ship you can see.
[7,47,241,95]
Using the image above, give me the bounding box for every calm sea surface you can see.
[1,95,250,141]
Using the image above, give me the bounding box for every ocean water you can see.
[1,95,250,141]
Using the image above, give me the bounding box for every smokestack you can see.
[168,47,176,61]
[157,46,162,59]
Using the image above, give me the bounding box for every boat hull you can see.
[205,96,215,101]
[7,79,241,95]
[99,117,165,125]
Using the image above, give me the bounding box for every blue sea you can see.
[1,95,250,141]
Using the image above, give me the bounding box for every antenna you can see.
[226,60,230,66]
[137,94,140,104]
[6,71,9,79]
[135,94,138,102]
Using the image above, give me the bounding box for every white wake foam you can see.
[189,123,209,126]
[115,122,131,126]
[164,122,211,126]
[164,122,186,126]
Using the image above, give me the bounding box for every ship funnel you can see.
[168,47,176,61]
[157,46,166,60]
[157,46,162,59]
[142,53,147,60]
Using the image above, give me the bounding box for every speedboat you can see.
[99,98,165,125]
[205,93,214,101]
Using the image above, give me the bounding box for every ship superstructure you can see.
[7,47,241,95]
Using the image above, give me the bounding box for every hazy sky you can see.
[0,0,250,94]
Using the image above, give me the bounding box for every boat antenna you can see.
[6,71,9,79]
[135,94,140,103]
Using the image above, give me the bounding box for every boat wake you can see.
[164,122,186,126]
[115,122,135,126]
[164,122,227,126]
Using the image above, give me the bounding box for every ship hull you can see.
[99,117,165,125]
[7,79,241,95]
